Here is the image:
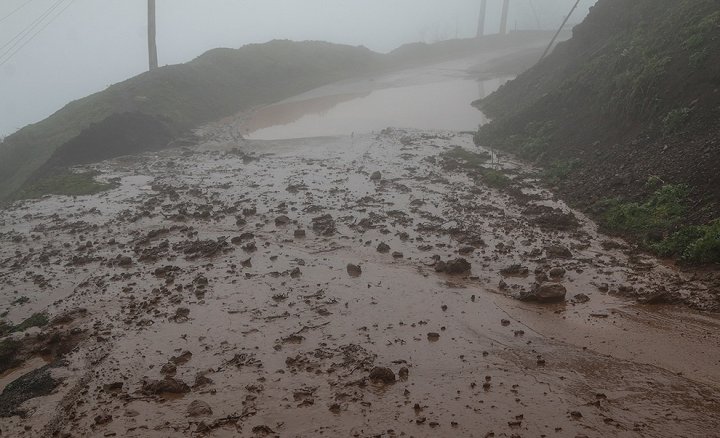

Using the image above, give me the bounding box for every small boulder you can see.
[369,367,396,384]
[347,264,362,278]
[187,400,213,417]
[370,171,382,181]
[377,242,391,253]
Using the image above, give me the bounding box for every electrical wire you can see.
[0,0,66,54]
[0,0,73,68]
[0,0,35,24]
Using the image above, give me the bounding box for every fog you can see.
[0,0,596,137]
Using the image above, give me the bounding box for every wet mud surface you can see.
[1,129,720,437]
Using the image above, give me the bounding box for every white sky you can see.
[0,0,597,136]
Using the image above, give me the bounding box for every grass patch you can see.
[597,183,720,264]
[440,146,511,188]
[598,184,689,236]
[0,338,22,373]
[652,220,720,263]
[661,107,692,135]
[542,159,581,185]
[16,171,115,199]
[9,313,49,334]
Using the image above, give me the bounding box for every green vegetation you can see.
[8,313,49,334]
[597,183,720,264]
[440,146,511,189]
[599,184,689,235]
[661,107,692,135]
[15,171,115,199]
[0,338,22,373]
[541,159,581,185]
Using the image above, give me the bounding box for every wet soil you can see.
[1,127,719,437]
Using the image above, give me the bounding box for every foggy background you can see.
[0,0,597,137]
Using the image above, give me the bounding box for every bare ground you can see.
[0,128,719,437]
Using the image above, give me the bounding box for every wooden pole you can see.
[539,0,581,61]
[148,0,158,70]
[499,0,510,35]
[476,0,487,38]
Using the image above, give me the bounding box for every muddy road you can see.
[1,53,720,437]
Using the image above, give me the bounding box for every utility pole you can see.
[499,0,510,35]
[476,0,487,38]
[148,0,158,71]
[539,0,581,61]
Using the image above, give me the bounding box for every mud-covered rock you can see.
[545,245,572,259]
[142,377,190,395]
[369,366,396,384]
[187,399,213,417]
[347,264,362,278]
[519,282,567,303]
[435,258,471,275]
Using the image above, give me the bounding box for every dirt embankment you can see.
[474,0,720,262]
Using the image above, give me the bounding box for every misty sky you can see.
[0,0,597,137]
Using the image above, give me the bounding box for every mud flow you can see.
[1,57,720,437]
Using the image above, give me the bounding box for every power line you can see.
[0,0,35,24]
[0,0,73,68]
[0,0,66,54]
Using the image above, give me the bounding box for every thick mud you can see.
[1,127,719,437]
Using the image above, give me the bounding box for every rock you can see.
[398,367,409,380]
[160,362,177,375]
[275,215,291,226]
[94,413,112,425]
[458,246,475,255]
[435,258,471,275]
[142,377,190,395]
[290,267,302,278]
[347,264,362,278]
[549,267,566,278]
[523,282,567,303]
[118,256,133,267]
[173,307,190,322]
[500,264,529,276]
[572,293,590,303]
[392,251,404,259]
[368,366,396,384]
[312,214,336,236]
[170,351,192,365]
[427,332,440,341]
[187,400,213,417]
[377,242,391,253]
[294,229,306,238]
[370,171,382,181]
[545,245,572,259]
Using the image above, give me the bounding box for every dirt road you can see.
[1,126,719,437]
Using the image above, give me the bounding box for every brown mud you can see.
[1,126,719,437]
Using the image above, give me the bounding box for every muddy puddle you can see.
[1,125,719,437]
[243,77,508,140]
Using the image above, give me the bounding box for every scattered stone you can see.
[573,293,590,304]
[427,332,440,341]
[187,400,213,417]
[275,215,291,226]
[142,377,190,395]
[312,214,336,236]
[370,171,382,181]
[377,242,391,253]
[545,245,572,259]
[347,264,362,278]
[435,258,471,275]
[500,264,529,276]
[369,367,396,384]
[549,267,566,278]
[294,229,306,238]
[519,282,567,303]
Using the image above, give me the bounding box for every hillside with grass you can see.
[474,0,720,264]
[0,32,554,202]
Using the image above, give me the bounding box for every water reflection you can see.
[243,77,510,140]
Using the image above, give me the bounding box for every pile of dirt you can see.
[475,0,720,226]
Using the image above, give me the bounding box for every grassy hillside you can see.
[0,32,555,201]
[475,0,720,264]
[0,40,382,200]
